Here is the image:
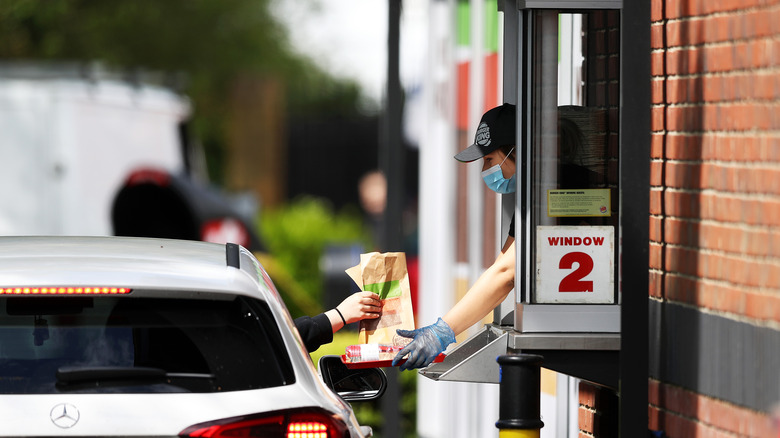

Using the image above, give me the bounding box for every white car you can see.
[0,236,385,437]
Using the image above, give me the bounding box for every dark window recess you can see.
[0,296,294,394]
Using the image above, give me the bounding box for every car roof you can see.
[0,236,264,297]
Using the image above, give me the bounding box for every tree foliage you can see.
[258,196,373,316]
[0,0,366,181]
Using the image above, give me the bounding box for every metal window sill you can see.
[419,324,620,387]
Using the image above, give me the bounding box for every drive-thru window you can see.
[420,1,649,435]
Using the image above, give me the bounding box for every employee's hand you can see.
[392,317,455,371]
[336,291,382,325]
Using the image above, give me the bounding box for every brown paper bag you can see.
[346,252,415,346]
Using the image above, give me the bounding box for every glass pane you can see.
[0,296,294,394]
[530,10,620,304]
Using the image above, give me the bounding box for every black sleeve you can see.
[293,313,333,352]
[507,213,516,238]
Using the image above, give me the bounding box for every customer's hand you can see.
[392,318,455,371]
[336,291,382,325]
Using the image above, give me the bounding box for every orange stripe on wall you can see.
[457,61,470,130]
[484,53,499,110]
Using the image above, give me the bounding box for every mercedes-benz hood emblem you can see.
[50,403,80,429]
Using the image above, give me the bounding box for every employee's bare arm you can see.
[443,237,515,336]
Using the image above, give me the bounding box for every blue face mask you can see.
[481,149,516,194]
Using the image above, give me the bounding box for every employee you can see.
[393,103,517,370]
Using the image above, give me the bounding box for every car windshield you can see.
[0,295,295,394]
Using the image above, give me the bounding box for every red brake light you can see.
[179,408,348,438]
[286,421,328,437]
[126,168,171,187]
[0,287,132,295]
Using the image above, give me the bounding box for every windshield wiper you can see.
[57,366,166,384]
[56,366,215,384]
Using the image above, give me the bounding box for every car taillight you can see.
[179,408,349,438]
[0,287,131,295]
[286,421,328,437]
[126,168,171,187]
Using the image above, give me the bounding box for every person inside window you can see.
[393,103,517,370]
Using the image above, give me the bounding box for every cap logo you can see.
[475,122,491,147]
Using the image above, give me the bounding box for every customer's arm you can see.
[324,291,382,333]
[294,291,382,353]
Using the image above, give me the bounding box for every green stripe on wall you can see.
[459,0,499,52]
[485,0,498,52]
[457,0,470,46]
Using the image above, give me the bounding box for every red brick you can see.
[649,160,664,186]
[699,163,780,195]
[649,242,664,270]
[662,190,698,219]
[662,217,696,247]
[702,134,780,162]
[665,134,702,160]
[651,106,665,132]
[651,133,666,159]
[744,291,780,322]
[661,410,734,438]
[665,77,692,104]
[665,105,704,132]
[648,405,662,431]
[666,247,780,289]
[648,379,661,405]
[664,161,701,189]
[649,216,664,242]
[651,0,664,22]
[651,50,666,76]
[649,188,663,214]
[651,23,665,49]
[651,381,777,437]
[652,78,665,104]
[578,407,595,433]
[649,270,664,298]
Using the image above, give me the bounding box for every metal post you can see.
[380,0,404,253]
[380,2,403,437]
[496,354,544,438]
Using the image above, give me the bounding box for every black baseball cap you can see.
[454,103,516,162]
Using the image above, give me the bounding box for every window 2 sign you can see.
[535,226,615,304]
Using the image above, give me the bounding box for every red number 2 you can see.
[558,252,593,292]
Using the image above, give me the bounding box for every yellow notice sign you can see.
[547,189,611,217]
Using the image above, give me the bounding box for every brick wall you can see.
[649,380,776,437]
[649,0,780,437]
[579,382,618,438]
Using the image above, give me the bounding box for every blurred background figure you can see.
[358,170,388,250]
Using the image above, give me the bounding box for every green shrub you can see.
[258,196,372,317]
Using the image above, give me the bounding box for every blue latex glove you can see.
[392,318,455,371]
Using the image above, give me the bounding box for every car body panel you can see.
[0,236,366,437]
[3,387,342,436]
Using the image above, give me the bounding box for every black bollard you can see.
[496,354,544,437]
